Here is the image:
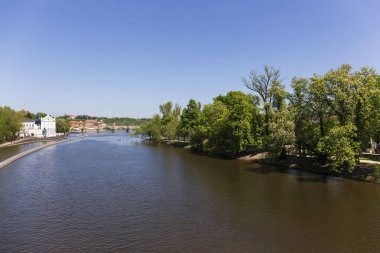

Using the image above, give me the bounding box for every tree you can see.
[372,75,380,143]
[270,81,287,112]
[138,114,162,142]
[289,77,318,157]
[56,119,70,134]
[308,75,331,139]
[353,67,379,147]
[18,110,35,120]
[265,82,295,158]
[191,100,228,152]
[214,91,258,155]
[317,124,360,172]
[191,91,259,156]
[159,101,181,140]
[178,99,202,140]
[243,65,282,136]
[35,112,47,119]
[268,106,295,158]
[322,65,379,149]
[0,106,22,143]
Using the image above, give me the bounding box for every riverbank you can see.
[148,139,380,184]
[0,136,66,148]
[239,153,380,184]
[0,136,83,169]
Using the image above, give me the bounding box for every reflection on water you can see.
[0,133,379,252]
[0,142,44,162]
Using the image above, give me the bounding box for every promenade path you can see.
[0,137,83,169]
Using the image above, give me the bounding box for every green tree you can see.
[372,75,380,143]
[309,75,331,139]
[0,106,22,143]
[192,91,259,156]
[214,91,258,155]
[243,65,281,136]
[322,65,379,149]
[18,110,35,120]
[138,114,162,142]
[178,99,202,140]
[35,112,47,119]
[317,124,360,172]
[267,83,295,158]
[289,77,318,157]
[159,101,181,140]
[268,106,295,158]
[56,119,70,134]
[191,100,228,152]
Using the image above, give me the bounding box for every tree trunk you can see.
[264,106,269,136]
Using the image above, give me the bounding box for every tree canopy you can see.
[128,64,380,171]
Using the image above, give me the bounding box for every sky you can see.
[0,0,379,118]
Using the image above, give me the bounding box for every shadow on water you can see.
[245,166,339,183]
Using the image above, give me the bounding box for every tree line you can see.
[0,108,72,143]
[0,106,24,143]
[138,64,380,172]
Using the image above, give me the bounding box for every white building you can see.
[19,115,57,138]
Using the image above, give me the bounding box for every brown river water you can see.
[0,133,379,252]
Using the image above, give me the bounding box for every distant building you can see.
[69,121,84,132]
[84,119,98,130]
[69,119,107,132]
[98,120,107,128]
[19,115,57,138]
[68,115,76,119]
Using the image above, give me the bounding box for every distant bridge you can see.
[105,124,139,131]
[70,124,139,133]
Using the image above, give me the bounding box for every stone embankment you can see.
[0,137,83,169]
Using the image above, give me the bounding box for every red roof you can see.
[84,120,98,123]
[70,121,83,125]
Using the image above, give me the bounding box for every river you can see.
[0,133,379,252]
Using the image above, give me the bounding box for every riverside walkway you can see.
[0,136,84,169]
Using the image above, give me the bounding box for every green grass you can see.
[361,154,380,162]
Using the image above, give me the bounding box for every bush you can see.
[317,124,360,172]
[373,165,380,183]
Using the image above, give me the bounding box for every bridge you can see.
[70,123,139,133]
[105,123,139,131]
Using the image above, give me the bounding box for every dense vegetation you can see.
[0,107,36,143]
[55,118,70,134]
[138,64,380,172]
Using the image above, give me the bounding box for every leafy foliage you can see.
[159,102,181,140]
[178,99,202,139]
[317,124,360,172]
[35,112,47,119]
[268,106,295,158]
[191,91,260,156]
[138,114,162,142]
[0,106,22,143]
[140,64,380,172]
[56,119,70,134]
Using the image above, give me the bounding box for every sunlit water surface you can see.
[1,133,379,252]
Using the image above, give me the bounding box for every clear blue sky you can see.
[0,0,379,118]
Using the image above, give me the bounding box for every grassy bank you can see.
[146,139,380,184]
[240,153,380,184]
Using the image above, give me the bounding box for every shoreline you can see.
[150,139,380,184]
[0,136,83,169]
[0,136,67,148]
[240,154,380,184]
